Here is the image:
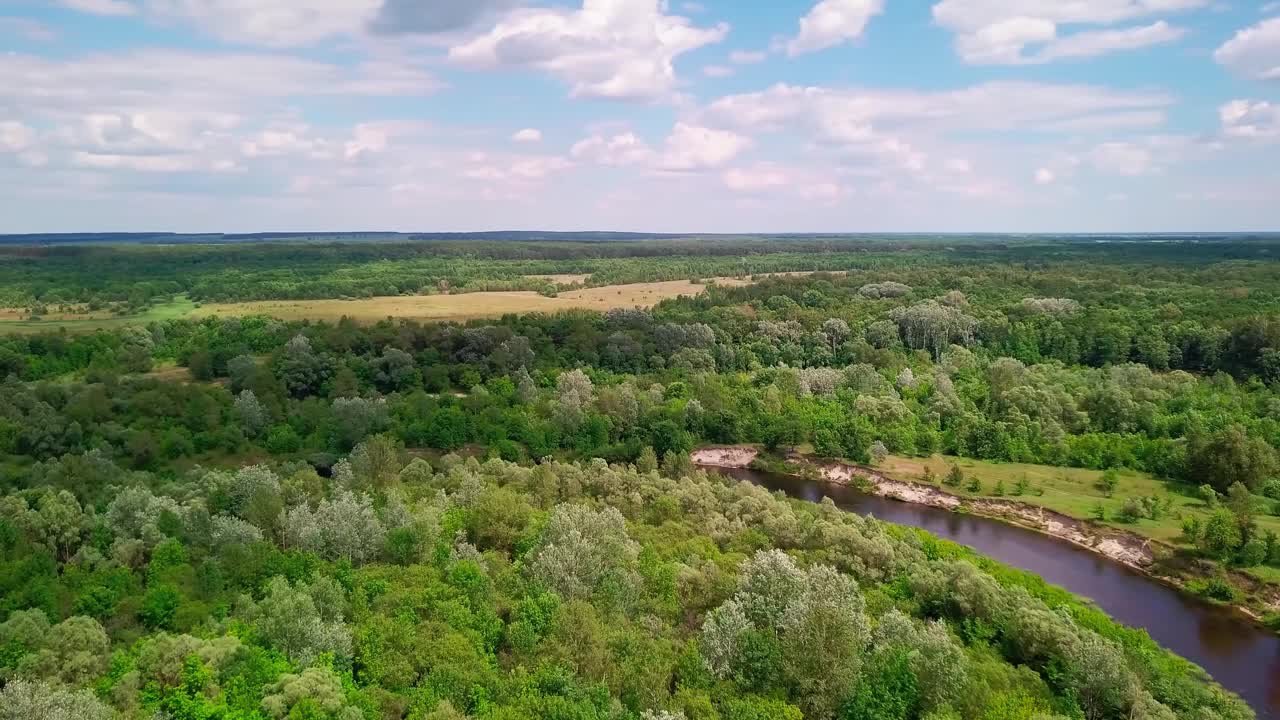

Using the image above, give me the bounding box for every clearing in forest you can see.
[192,279,723,323]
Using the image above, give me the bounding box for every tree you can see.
[276,335,332,398]
[636,446,659,474]
[1095,469,1120,497]
[347,434,406,489]
[0,679,114,720]
[139,584,182,630]
[234,389,269,438]
[945,465,964,488]
[1199,509,1243,561]
[780,565,869,718]
[1188,426,1278,492]
[13,615,111,687]
[1227,482,1257,543]
[330,396,389,450]
[869,441,889,466]
[888,301,978,359]
[553,369,595,431]
[282,490,385,565]
[528,504,639,603]
[374,346,419,392]
[250,577,353,666]
[261,666,362,720]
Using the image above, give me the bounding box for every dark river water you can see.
[706,466,1280,718]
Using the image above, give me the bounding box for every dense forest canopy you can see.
[0,237,1277,719]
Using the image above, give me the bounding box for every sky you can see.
[0,0,1277,233]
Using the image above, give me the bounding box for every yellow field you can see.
[193,280,717,323]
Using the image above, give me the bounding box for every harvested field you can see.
[193,280,716,323]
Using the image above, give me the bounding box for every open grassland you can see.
[0,271,832,334]
[192,279,724,323]
[878,454,1280,545]
[0,296,197,334]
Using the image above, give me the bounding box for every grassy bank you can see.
[873,454,1280,610]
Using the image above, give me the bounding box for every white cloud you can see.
[658,123,751,171]
[1037,21,1184,61]
[464,154,573,183]
[571,132,655,166]
[1220,99,1280,139]
[241,127,322,159]
[572,122,750,172]
[723,165,791,192]
[344,123,391,160]
[1214,18,1280,82]
[787,0,885,56]
[72,151,204,172]
[730,50,768,64]
[512,128,543,143]
[932,0,1205,64]
[1089,141,1153,175]
[1034,167,1056,184]
[0,122,35,153]
[371,0,520,35]
[448,0,728,101]
[59,0,136,16]
[703,65,734,78]
[158,0,378,46]
[699,81,1173,137]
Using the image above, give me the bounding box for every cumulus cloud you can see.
[931,0,1204,64]
[447,0,728,101]
[371,0,520,34]
[571,132,655,166]
[512,128,542,143]
[1034,167,1055,184]
[1214,18,1280,82]
[787,0,885,56]
[659,123,751,171]
[572,122,750,172]
[72,0,383,46]
[1220,100,1280,139]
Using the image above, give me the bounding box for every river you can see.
[705,466,1280,718]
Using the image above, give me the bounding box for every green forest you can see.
[0,237,1277,719]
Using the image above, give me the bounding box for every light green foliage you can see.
[262,666,362,720]
[0,679,114,720]
[282,490,385,564]
[3,614,110,687]
[247,576,353,666]
[528,503,639,602]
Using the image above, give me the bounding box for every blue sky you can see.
[0,0,1277,232]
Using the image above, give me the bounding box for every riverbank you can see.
[691,446,1280,628]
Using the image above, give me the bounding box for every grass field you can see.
[878,454,1280,545]
[191,279,731,323]
[0,273,806,334]
[0,296,197,334]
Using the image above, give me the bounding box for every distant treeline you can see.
[2,237,1280,309]
[4,230,1279,246]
